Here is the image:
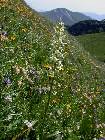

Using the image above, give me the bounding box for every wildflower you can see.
[21,67,27,76]
[96,91,100,94]
[52,131,63,140]
[24,120,34,129]
[18,80,22,86]
[10,35,16,41]
[0,31,8,41]
[50,55,59,62]
[5,95,12,102]
[43,64,52,70]
[57,109,62,115]
[22,28,27,32]
[42,86,50,92]
[2,31,8,36]
[7,114,12,120]
[77,88,81,92]
[36,86,50,94]
[15,65,20,74]
[49,22,66,73]
[27,77,33,83]
[29,67,40,80]
[36,87,43,94]
[51,98,60,104]
[49,72,54,79]
[57,66,64,71]
[3,76,12,85]
[53,91,57,95]
[66,104,71,113]
[21,67,33,83]
[29,68,36,75]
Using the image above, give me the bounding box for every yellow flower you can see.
[10,36,16,41]
[49,74,54,79]
[22,28,27,32]
[66,104,71,113]
[77,88,81,92]
[0,34,8,41]
[96,91,100,94]
[51,97,60,104]
[43,64,52,70]
[49,71,54,79]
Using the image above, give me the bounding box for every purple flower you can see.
[2,31,8,37]
[3,77,11,85]
[29,68,40,80]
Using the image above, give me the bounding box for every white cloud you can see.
[25,0,105,14]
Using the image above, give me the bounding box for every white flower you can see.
[5,95,12,102]
[27,122,33,128]
[22,68,27,76]
[57,109,62,115]
[18,80,22,86]
[24,120,33,129]
[58,60,62,66]
[50,55,59,62]
[15,65,20,74]
[53,91,57,95]
[7,114,12,120]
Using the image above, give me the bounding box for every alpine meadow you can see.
[0,0,105,140]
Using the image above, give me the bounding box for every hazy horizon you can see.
[24,0,105,14]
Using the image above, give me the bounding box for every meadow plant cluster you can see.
[0,0,105,140]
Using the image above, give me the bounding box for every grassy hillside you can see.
[0,0,105,139]
[77,32,105,62]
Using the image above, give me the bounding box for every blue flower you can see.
[3,77,11,85]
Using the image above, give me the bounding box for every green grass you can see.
[0,0,105,139]
[77,32,105,62]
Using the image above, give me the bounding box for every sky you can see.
[24,0,105,14]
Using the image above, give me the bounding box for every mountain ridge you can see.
[40,8,91,26]
[66,19,105,36]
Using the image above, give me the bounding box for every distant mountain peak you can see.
[40,8,91,26]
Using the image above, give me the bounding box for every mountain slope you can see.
[77,32,105,62]
[0,0,105,139]
[40,8,91,26]
[67,20,105,36]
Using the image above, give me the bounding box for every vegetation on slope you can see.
[66,20,105,36]
[0,0,105,139]
[77,32,105,62]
